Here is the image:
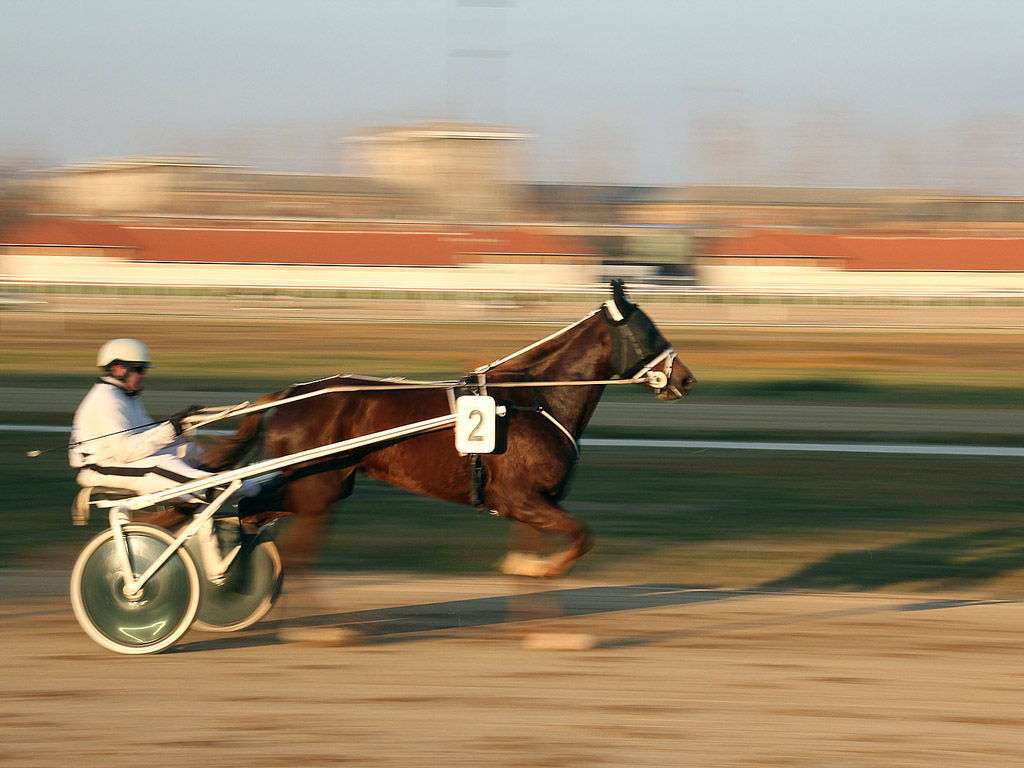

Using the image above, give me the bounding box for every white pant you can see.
[76,446,259,504]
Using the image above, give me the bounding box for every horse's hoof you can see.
[276,626,366,647]
[499,552,561,578]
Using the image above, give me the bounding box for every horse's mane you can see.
[481,309,605,378]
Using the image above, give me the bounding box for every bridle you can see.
[602,299,681,398]
[633,347,682,398]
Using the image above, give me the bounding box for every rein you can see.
[191,372,659,427]
[191,306,676,431]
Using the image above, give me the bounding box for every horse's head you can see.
[602,280,696,401]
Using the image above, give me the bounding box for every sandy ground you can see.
[3,570,1024,767]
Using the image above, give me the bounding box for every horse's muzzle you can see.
[657,372,696,401]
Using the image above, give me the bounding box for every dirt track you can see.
[4,570,1024,767]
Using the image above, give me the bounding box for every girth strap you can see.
[468,453,487,509]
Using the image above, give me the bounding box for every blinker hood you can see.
[602,280,669,377]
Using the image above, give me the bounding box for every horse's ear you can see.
[610,279,634,317]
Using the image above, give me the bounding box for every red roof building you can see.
[1,218,140,250]
[699,230,1024,271]
[1,219,598,267]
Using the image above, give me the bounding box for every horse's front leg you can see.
[498,498,593,578]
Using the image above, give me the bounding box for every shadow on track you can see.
[171,527,1024,654]
[174,583,745,653]
[172,579,1013,655]
[759,525,1024,595]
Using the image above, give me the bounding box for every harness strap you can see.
[473,310,600,374]
[451,374,492,510]
[538,408,580,459]
[511,405,580,460]
[516,370,580,460]
[194,373,659,427]
[468,453,487,509]
[190,306,674,428]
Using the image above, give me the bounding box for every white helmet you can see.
[97,338,152,368]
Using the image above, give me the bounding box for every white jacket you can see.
[70,378,177,467]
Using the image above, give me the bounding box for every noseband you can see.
[634,347,682,397]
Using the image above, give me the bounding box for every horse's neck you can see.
[495,315,611,437]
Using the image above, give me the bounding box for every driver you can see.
[70,338,260,505]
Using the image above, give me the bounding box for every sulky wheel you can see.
[189,524,284,633]
[70,523,200,655]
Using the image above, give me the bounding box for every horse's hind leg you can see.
[499,498,593,579]
[273,471,355,632]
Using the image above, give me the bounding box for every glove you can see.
[169,405,204,436]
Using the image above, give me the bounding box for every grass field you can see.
[3,311,1023,403]
[2,308,1023,595]
[5,432,1024,597]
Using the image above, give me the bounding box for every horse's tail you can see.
[196,389,292,471]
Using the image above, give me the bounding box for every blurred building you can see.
[30,156,411,220]
[347,123,529,221]
[694,229,1024,292]
[31,123,530,223]
[5,121,1024,292]
[0,218,601,290]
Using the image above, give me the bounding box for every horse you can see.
[199,281,696,580]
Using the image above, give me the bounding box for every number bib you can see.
[455,395,497,454]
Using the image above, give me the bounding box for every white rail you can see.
[3,279,1023,300]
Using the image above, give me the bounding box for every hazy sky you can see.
[3,0,1024,190]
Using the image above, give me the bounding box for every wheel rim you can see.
[192,539,283,632]
[72,526,198,653]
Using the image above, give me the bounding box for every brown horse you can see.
[200,281,695,579]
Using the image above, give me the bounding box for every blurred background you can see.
[4,6,1024,764]
[0,0,1022,591]
[2,0,1024,298]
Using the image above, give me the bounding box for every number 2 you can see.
[467,409,485,441]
